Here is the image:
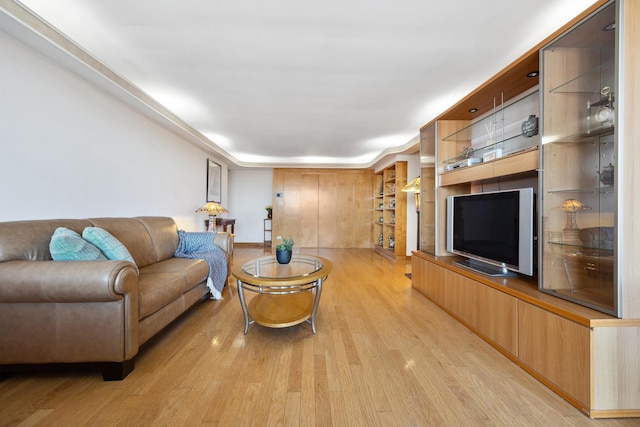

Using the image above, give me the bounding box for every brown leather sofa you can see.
[0,217,232,380]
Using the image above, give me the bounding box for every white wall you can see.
[228,169,273,243]
[0,30,227,230]
[405,154,420,255]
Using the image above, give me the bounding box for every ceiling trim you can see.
[2,0,421,169]
[2,0,236,161]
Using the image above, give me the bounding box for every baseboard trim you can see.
[234,242,267,248]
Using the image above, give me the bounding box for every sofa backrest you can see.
[0,219,92,262]
[0,217,179,268]
[87,217,178,267]
[135,217,180,262]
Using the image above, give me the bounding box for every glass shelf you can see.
[547,186,615,195]
[548,61,615,94]
[549,240,614,253]
[542,125,614,145]
[442,135,535,165]
[443,91,538,140]
[442,90,539,165]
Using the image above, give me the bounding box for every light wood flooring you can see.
[1,247,639,426]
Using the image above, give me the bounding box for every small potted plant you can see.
[276,237,294,264]
[265,205,273,219]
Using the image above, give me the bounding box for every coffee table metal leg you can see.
[236,279,253,334]
[307,277,324,334]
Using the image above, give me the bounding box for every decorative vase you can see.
[276,249,292,264]
[598,163,614,186]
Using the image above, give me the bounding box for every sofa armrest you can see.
[214,232,234,254]
[0,260,138,303]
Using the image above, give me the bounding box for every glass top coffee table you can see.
[231,255,332,334]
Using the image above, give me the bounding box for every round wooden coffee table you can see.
[231,255,332,334]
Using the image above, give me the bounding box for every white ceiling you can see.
[14,0,597,168]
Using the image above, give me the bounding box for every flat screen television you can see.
[446,188,535,276]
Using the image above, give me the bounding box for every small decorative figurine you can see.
[389,236,395,250]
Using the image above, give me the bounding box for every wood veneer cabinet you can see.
[372,161,407,259]
[412,2,640,417]
[412,252,640,417]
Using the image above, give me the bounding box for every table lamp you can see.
[196,202,228,232]
[558,198,590,230]
[558,198,590,245]
[401,177,421,212]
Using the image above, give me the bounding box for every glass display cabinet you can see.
[539,1,618,316]
[441,90,540,171]
[419,123,437,255]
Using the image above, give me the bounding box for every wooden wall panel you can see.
[353,173,373,248]
[335,173,352,248]
[318,173,337,248]
[273,169,373,249]
[300,174,319,247]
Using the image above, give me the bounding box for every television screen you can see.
[447,188,534,276]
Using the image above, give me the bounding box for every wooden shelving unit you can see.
[263,218,272,248]
[372,161,407,260]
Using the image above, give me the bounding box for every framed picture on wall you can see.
[207,159,221,202]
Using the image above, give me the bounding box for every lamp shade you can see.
[557,199,590,212]
[196,202,228,232]
[401,177,420,193]
[557,198,590,231]
[196,202,228,216]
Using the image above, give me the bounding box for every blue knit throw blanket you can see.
[175,230,227,300]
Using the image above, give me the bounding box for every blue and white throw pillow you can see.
[50,227,107,261]
[82,227,136,264]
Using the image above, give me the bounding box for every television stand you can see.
[454,259,516,277]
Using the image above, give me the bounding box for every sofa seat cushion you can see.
[141,258,209,293]
[137,257,209,319]
[138,271,188,319]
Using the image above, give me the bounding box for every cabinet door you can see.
[445,272,517,355]
[445,271,478,327]
[540,1,617,316]
[474,283,517,355]
[518,301,591,409]
[411,257,446,307]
